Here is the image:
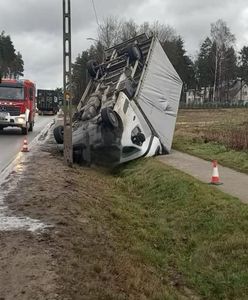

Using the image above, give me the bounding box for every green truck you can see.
[37,89,62,115]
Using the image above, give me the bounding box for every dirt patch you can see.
[0,135,165,299]
[0,232,57,300]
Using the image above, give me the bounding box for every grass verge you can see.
[105,158,248,299]
[174,109,248,173]
[173,136,248,174]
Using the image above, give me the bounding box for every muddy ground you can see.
[0,133,159,300]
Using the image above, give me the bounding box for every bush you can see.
[203,125,248,151]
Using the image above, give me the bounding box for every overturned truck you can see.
[54,33,182,165]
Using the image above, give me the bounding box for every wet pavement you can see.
[0,115,53,173]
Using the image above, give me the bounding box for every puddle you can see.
[0,214,47,232]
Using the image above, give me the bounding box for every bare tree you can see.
[150,21,177,42]
[120,19,138,41]
[138,21,151,36]
[98,18,176,49]
[210,19,235,101]
[139,21,176,42]
[98,16,122,48]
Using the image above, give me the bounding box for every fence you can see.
[179,101,248,109]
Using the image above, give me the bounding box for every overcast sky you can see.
[0,0,248,90]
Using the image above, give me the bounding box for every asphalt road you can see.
[0,115,53,173]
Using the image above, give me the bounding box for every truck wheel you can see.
[127,45,142,62]
[101,107,119,128]
[28,121,34,132]
[87,60,99,78]
[53,125,64,144]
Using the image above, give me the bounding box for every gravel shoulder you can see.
[0,133,115,299]
[0,133,160,300]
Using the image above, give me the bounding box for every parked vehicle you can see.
[0,79,36,134]
[37,89,60,115]
[54,33,182,165]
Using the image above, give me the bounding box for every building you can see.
[186,79,248,105]
[186,87,212,104]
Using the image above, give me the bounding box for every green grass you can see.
[173,136,248,174]
[107,158,248,299]
[173,108,248,174]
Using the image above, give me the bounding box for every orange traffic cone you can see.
[21,137,29,152]
[210,160,222,185]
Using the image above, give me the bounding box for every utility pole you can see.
[63,0,73,166]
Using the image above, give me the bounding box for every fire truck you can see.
[0,79,36,134]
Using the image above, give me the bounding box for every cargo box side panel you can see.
[136,39,182,152]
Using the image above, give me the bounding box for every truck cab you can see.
[0,79,36,134]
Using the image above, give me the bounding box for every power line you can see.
[91,0,99,27]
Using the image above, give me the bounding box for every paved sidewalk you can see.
[158,150,248,204]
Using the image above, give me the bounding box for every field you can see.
[173,108,248,173]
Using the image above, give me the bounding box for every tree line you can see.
[0,31,24,82]
[72,17,248,102]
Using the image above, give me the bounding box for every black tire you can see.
[53,125,64,144]
[101,107,119,128]
[127,45,142,62]
[0,126,4,131]
[87,60,99,78]
[28,121,34,132]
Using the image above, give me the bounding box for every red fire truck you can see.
[0,79,36,134]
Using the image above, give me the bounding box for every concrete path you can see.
[158,150,248,204]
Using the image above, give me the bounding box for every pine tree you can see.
[195,37,215,88]
[11,52,24,78]
[0,31,24,81]
[239,46,248,83]
[162,37,196,90]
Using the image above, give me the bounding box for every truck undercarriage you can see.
[54,34,182,165]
